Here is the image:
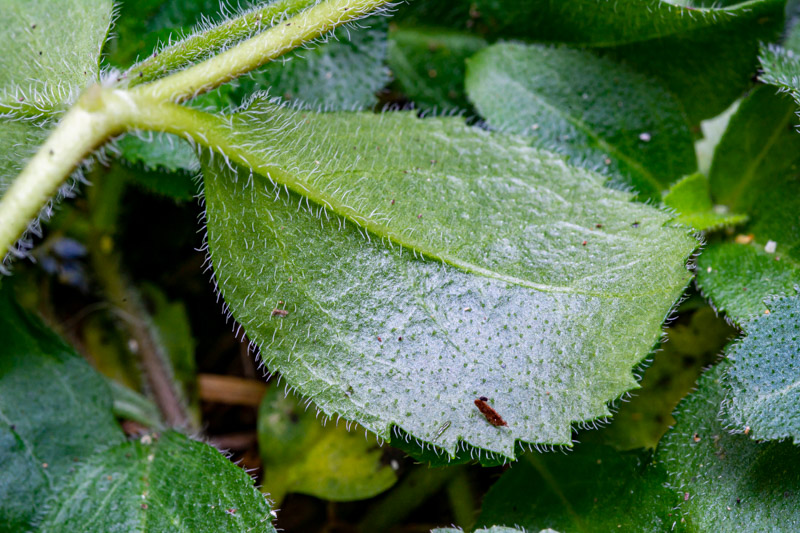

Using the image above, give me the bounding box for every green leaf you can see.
[697,243,798,321]
[709,86,800,213]
[663,173,747,232]
[475,443,676,532]
[721,291,800,443]
[201,102,695,459]
[760,44,800,105]
[658,363,800,531]
[697,85,800,323]
[0,286,124,531]
[0,0,113,112]
[38,431,277,532]
[466,43,696,200]
[589,306,736,450]
[117,133,199,175]
[0,121,48,201]
[388,27,487,111]
[257,386,397,504]
[471,0,786,123]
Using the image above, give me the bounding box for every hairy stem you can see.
[0,0,392,264]
[124,0,317,87]
[0,86,133,262]
[133,0,391,103]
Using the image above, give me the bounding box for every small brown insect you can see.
[474,396,507,427]
[271,309,289,317]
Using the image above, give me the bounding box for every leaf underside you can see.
[201,102,695,459]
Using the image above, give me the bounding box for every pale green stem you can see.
[0,87,134,261]
[124,0,317,87]
[133,0,391,103]
[0,0,392,263]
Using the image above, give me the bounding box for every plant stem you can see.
[0,86,130,262]
[133,0,391,103]
[124,0,317,87]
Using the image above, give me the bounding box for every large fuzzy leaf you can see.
[475,444,676,532]
[589,306,735,451]
[0,287,124,531]
[697,86,800,323]
[200,102,695,459]
[722,292,800,443]
[38,431,277,532]
[658,363,800,531]
[471,0,785,123]
[466,43,696,200]
[0,0,113,110]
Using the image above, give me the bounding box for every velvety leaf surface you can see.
[760,44,800,105]
[466,43,696,200]
[722,292,800,443]
[0,287,124,531]
[475,444,677,532]
[388,27,486,111]
[663,173,746,232]
[472,0,785,123]
[658,363,800,531]
[257,387,397,503]
[0,0,113,109]
[697,243,798,321]
[38,431,276,532]
[201,103,695,458]
[0,121,48,199]
[697,85,800,323]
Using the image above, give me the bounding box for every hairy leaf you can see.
[466,43,696,200]
[257,387,397,503]
[658,363,800,531]
[697,243,798,321]
[697,86,800,323]
[0,121,48,199]
[589,306,735,450]
[476,444,676,532]
[38,431,276,532]
[760,44,800,105]
[663,173,746,232]
[722,291,800,443]
[0,287,124,531]
[388,27,486,111]
[0,0,113,112]
[201,103,695,459]
[472,0,785,123]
